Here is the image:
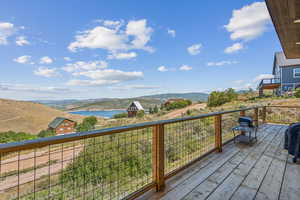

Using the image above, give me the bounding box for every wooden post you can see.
[240,110,245,117]
[262,106,267,124]
[254,108,259,127]
[152,124,165,191]
[214,115,222,152]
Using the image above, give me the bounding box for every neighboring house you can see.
[258,52,300,96]
[127,101,144,117]
[48,117,76,135]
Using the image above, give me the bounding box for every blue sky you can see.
[0,0,281,100]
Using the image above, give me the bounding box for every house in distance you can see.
[48,117,77,135]
[127,101,144,117]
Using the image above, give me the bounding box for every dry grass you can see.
[0,99,85,134]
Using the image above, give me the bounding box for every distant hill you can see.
[35,92,209,111]
[67,98,162,111]
[140,92,209,102]
[0,99,84,134]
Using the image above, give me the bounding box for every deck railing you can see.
[258,78,281,87]
[0,105,286,200]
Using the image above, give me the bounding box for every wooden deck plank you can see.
[255,127,289,200]
[160,125,272,200]
[279,156,300,200]
[181,125,276,200]
[230,126,286,200]
[205,125,282,200]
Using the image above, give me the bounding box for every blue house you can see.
[258,52,300,96]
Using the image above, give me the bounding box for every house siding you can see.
[53,120,76,135]
[281,66,300,83]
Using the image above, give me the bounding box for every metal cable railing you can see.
[0,106,263,200]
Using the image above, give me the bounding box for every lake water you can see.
[69,110,126,118]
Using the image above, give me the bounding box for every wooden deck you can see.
[138,124,300,200]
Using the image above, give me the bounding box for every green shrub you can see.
[165,99,192,111]
[113,112,128,119]
[295,88,300,98]
[137,110,145,118]
[76,116,98,132]
[0,131,37,143]
[207,88,238,107]
[38,129,55,138]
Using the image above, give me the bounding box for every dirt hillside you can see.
[0,99,84,134]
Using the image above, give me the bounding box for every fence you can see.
[0,106,266,200]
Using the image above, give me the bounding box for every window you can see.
[294,68,300,78]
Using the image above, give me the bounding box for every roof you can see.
[127,101,144,111]
[48,117,74,129]
[266,0,300,59]
[275,52,300,67]
[273,52,300,74]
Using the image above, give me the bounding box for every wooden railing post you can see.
[152,124,165,191]
[214,115,222,152]
[240,110,245,117]
[254,108,259,127]
[262,106,267,124]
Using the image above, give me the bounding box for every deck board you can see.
[138,124,300,200]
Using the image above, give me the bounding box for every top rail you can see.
[0,106,262,153]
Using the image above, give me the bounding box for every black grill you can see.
[284,123,300,163]
[238,116,254,128]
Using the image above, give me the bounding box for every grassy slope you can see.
[0,99,84,134]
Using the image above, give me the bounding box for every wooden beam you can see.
[262,106,267,124]
[214,115,222,152]
[152,124,165,191]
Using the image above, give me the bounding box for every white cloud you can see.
[126,19,154,52]
[62,60,108,72]
[14,55,31,64]
[224,43,244,54]
[179,65,192,71]
[167,29,176,37]
[16,36,30,46]
[207,60,238,66]
[225,2,270,41]
[102,20,123,29]
[112,84,159,91]
[107,52,137,60]
[157,66,168,72]
[40,56,53,64]
[67,69,143,86]
[187,43,202,55]
[0,83,71,94]
[68,19,153,53]
[253,74,274,82]
[0,22,15,45]
[34,67,59,77]
[63,57,72,61]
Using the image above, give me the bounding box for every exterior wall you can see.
[280,65,300,93]
[128,111,137,117]
[54,120,76,135]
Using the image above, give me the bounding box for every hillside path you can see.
[163,103,206,119]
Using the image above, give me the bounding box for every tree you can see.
[76,116,98,132]
[137,110,145,118]
[295,88,300,98]
[149,107,153,114]
[38,129,55,138]
[207,88,238,107]
[153,105,159,113]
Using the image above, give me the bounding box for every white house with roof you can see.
[127,101,144,117]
